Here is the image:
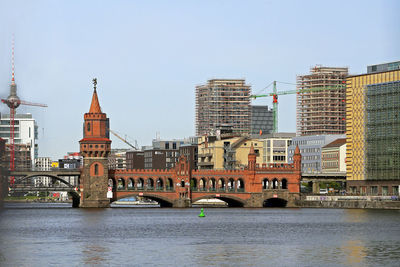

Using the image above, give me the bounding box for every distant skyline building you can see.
[296,66,348,136]
[126,138,194,170]
[195,79,251,136]
[250,105,273,135]
[346,62,400,195]
[0,113,38,167]
[197,133,295,170]
[108,149,130,170]
[288,134,345,173]
[34,157,52,186]
[321,138,346,173]
[367,61,400,74]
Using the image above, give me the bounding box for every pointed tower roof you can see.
[294,145,300,154]
[89,78,102,113]
[249,143,255,155]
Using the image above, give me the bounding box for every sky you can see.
[0,0,399,160]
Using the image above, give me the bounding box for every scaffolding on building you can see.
[195,79,251,136]
[296,66,348,136]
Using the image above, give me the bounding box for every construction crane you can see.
[109,129,137,150]
[250,80,346,133]
[1,40,47,186]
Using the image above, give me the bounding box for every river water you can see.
[0,203,400,267]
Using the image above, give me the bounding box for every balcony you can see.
[198,161,214,166]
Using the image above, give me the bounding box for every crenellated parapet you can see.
[112,168,175,176]
[254,163,296,172]
[192,169,244,176]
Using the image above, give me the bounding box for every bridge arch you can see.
[192,194,245,207]
[166,178,173,191]
[15,174,77,189]
[209,178,216,191]
[227,178,235,192]
[272,178,279,189]
[137,178,144,190]
[262,178,269,190]
[281,178,288,189]
[199,178,206,191]
[237,178,245,192]
[218,178,226,191]
[113,193,174,207]
[156,178,163,190]
[117,178,125,190]
[127,178,134,190]
[13,174,80,207]
[263,198,288,207]
[147,178,154,190]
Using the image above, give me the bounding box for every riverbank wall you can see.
[297,195,400,209]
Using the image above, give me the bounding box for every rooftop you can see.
[323,138,346,148]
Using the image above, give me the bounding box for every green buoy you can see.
[198,208,205,217]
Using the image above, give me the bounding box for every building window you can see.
[382,186,388,196]
[393,186,399,196]
[94,164,98,175]
[87,123,90,132]
[370,186,378,195]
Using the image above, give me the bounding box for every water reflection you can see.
[341,240,366,266]
[78,208,112,265]
[343,209,369,223]
[83,244,110,265]
[1,205,400,266]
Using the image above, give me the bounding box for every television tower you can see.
[1,38,47,186]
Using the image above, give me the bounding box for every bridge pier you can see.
[243,193,263,208]
[312,181,320,194]
[172,198,191,208]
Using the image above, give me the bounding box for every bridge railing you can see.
[13,167,81,172]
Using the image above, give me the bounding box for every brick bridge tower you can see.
[79,79,112,208]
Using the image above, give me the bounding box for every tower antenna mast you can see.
[1,37,48,187]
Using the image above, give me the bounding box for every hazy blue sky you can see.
[0,0,399,160]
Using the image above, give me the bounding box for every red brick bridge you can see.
[109,145,302,208]
[78,80,302,208]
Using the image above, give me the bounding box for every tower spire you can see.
[89,78,102,113]
[11,35,15,85]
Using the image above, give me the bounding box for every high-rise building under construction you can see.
[296,66,348,136]
[195,79,251,136]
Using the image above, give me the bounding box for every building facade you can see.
[126,151,144,169]
[0,113,38,167]
[34,157,52,187]
[6,143,31,170]
[321,138,346,173]
[195,79,251,136]
[288,134,345,173]
[367,61,400,74]
[296,66,348,136]
[0,138,8,203]
[197,133,295,170]
[250,105,273,135]
[108,149,129,170]
[346,63,400,195]
[126,139,194,170]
